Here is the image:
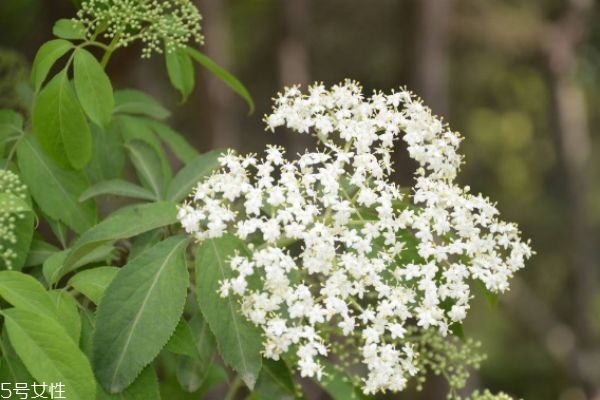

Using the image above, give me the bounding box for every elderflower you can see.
[178,81,533,394]
[77,0,204,57]
[0,170,28,270]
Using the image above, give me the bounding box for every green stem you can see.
[223,376,243,400]
[100,35,120,69]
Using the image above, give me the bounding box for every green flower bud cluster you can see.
[77,0,204,58]
[464,390,516,400]
[407,326,486,399]
[0,170,28,270]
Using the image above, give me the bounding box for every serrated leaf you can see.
[126,140,165,198]
[114,90,170,120]
[2,308,96,400]
[0,193,33,271]
[64,201,177,270]
[69,266,119,305]
[166,150,222,202]
[49,289,82,342]
[53,18,86,40]
[254,359,297,400]
[80,179,158,202]
[44,243,115,285]
[166,48,195,102]
[96,366,161,400]
[32,69,92,169]
[186,48,254,114]
[16,135,96,234]
[31,39,73,92]
[148,120,198,164]
[93,236,189,393]
[196,236,262,389]
[74,47,114,127]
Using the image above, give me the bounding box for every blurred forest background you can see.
[2,0,600,399]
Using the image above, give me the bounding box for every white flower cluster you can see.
[0,170,28,270]
[178,81,532,393]
[77,0,204,57]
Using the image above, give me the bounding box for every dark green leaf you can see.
[165,319,200,359]
[32,69,92,169]
[196,236,262,388]
[80,179,158,202]
[148,120,198,164]
[186,48,254,114]
[93,236,189,393]
[64,201,177,270]
[31,39,73,91]
[16,135,97,234]
[73,47,114,127]
[53,19,86,40]
[114,90,170,120]
[96,366,161,400]
[254,359,297,400]
[126,140,165,199]
[68,266,119,305]
[166,48,195,102]
[24,237,59,267]
[86,123,126,182]
[2,308,96,400]
[318,361,367,400]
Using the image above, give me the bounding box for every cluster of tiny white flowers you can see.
[178,81,533,394]
[0,170,28,270]
[77,0,204,57]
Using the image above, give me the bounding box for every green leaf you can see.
[0,110,23,143]
[69,266,119,305]
[93,236,189,393]
[2,308,96,400]
[166,150,222,202]
[254,359,297,400]
[0,330,35,385]
[73,47,114,127]
[24,237,59,267]
[159,364,227,400]
[86,123,126,182]
[317,361,367,400]
[30,39,74,92]
[166,48,195,102]
[53,18,86,40]
[148,120,198,164]
[16,135,97,234]
[49,289,82,343]
[195,236,262,389]
[126,140,165,199]
[96,366,161,400]
[64,201,177,270]
[0,193,34,271]
[114,90,170,120]
[165,319,200,359]
[32,69,93,169]
[44,243,115,286]
[80,179,158,202]
[186,48,254,114]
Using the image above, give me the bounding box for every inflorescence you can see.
[77,0,204,57]
[177,81,533,394]
[0,170,29,270]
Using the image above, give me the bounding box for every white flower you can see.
[178,80,533,394]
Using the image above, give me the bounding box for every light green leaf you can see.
[69,266,119,305]
[166,48,195,102]
[0,330,35,385]
[254,359,297,400]
[44,243,115,286]
[53,18,86,40]
[16,136,97,234]
[196,236,262,389]
[74,47,114,127]
[49,289,82,342]
[31,39,73,92]
[114,90,170,120]
[2,308,96,400]
[0,110,23,143]
[166,150,222,202]
[0,193,34,271]
[186,48,254,114]
[64,201,177,270]
[148,120,198,164]
[80,179,158,202]
[24,237,59,267]
[126,140,165,199]
[93,236,189,393]
[96,366,161,400]
[32,69,92,169]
